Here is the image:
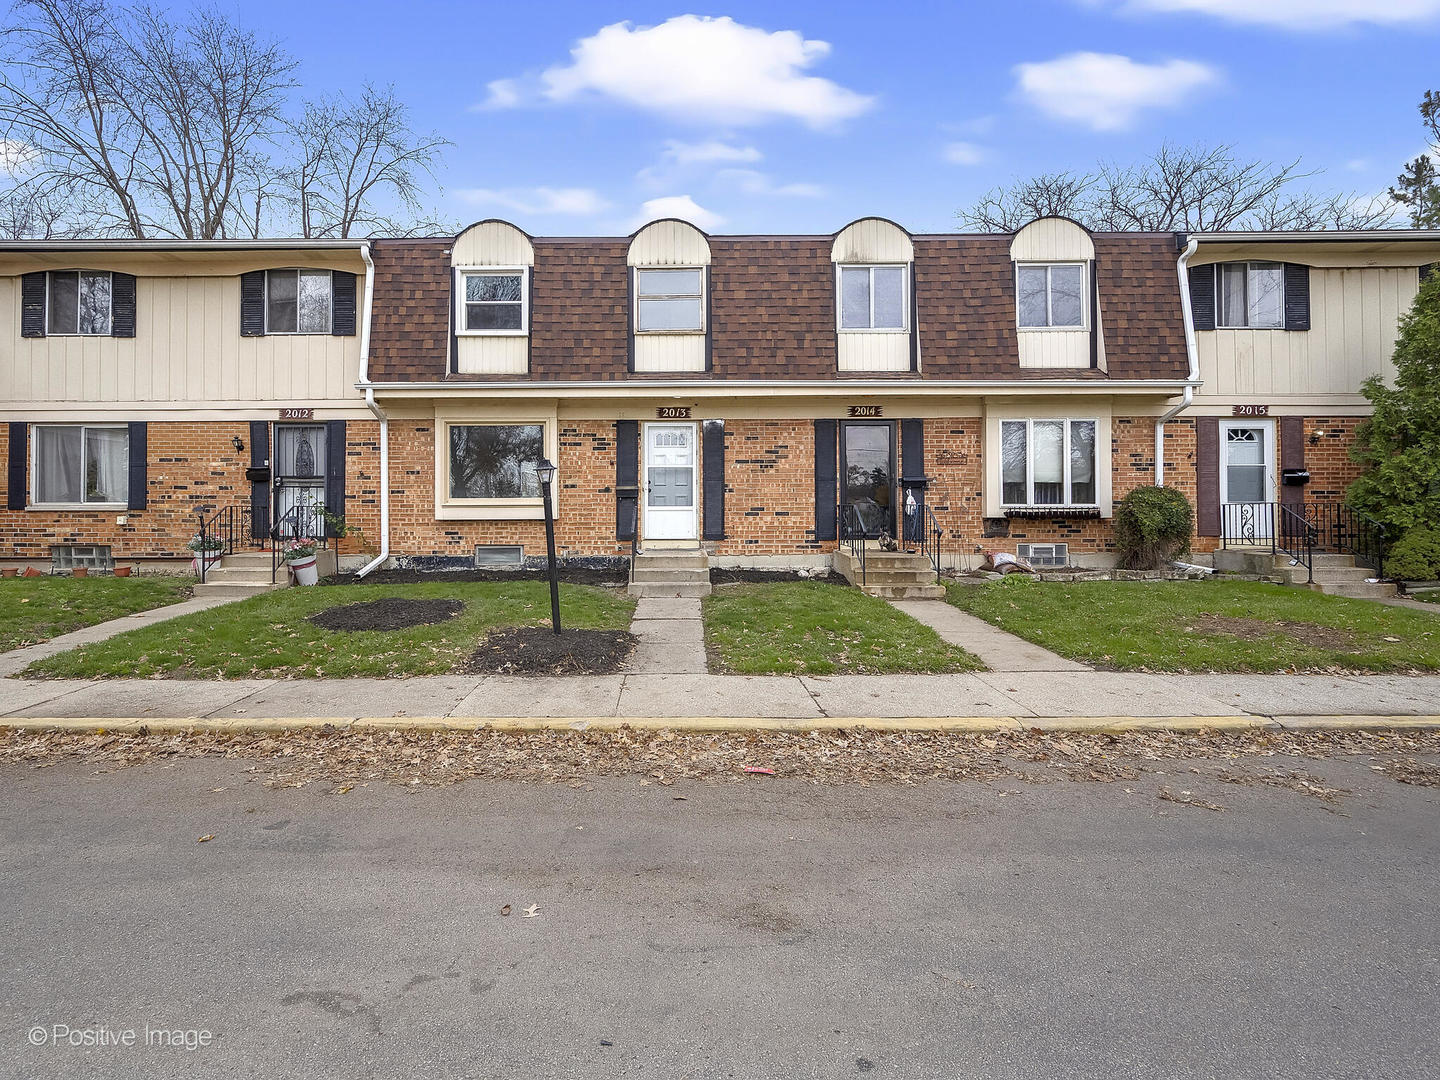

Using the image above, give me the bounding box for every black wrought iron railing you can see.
[194,505,256,583]
[838,502,869,586]
[194,502,331,584]
[1278,503,1315,584]
[1222,500,1389,581]
[270,502,332,584]
[918,505,943,580]
[900,486,943,582]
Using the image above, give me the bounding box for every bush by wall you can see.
[1114,486,1194,570]
[1385,526,1440,581]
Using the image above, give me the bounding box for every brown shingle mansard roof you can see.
[365,231,1189,383]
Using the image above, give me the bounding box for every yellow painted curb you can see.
[1023,715,1276,733]
[1272,714,1440,731]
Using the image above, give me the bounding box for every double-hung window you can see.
[266,269,333,334]
[1016,263,1085,328]
[459,269,527,333]
[1001,419,1097,507]
[635,268,704,332]
[1217,261,1284,328]
[32,424,129,506]
[47,271,113,335]
[839,265,907,330]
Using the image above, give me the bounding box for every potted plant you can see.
[187,534,224,575]
[282,536,320,586]
[113,566,132,577]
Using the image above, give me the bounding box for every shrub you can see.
[1114,486,1194,570]
[1385,526,1440,581]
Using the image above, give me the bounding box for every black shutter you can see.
[249,421,270,539]
[1283,264,1310,331]
[814,419,837,542]
[331,271,357,336]
[7,422,26,509]
[325,420,347,535]
[702,419,725,541]
[615,420,639,540]
[900,419,925,484]
[1421,263,1437,284]
[240,271,265,336]
[21,272,46,338]
[1188,265,1216,331]
[1195,417,1220,537]
[126,422,147,510]
[111,273,137,338]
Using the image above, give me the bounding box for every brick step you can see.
[861,584,947,600]
[626,582,712,599]
[630,567,710,584]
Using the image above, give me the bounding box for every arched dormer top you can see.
[452,219,534,267]
[1010,216,1095,262]
[831,217,913,264]
[628,218,711,267]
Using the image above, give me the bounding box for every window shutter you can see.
[900,418,925,485]
[814,419,838,542]
[21,272,46,338]
[7,422,27,510]
[702,419,725,541]
[615,420,639,540]
[1283,264,1310,331]
[325,420,347,535]
[111,273,137,338]
[1187,265,1216,332]
[249,421,270,539]
[240,271,266,336]
[331,271,357,336]
[1195,417,1220,537]
[126,422,147,510]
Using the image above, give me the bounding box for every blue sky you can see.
[239,0,1440,235]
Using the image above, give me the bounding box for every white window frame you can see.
[633,267,705,334]
[1215,261,1285,330]
[434,416,558,521]
[456,266,529,337]
[1015,262,1088,331]
[264,268,335,335]
[46,270,114,337]
[836,264,910,332]
[999,417,1099,509]
[29,423,129,509]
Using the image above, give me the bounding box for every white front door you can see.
[1220,419,1275,542]
[643,422,698,542]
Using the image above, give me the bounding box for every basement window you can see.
[474,544,524,568]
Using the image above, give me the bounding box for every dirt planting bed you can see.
[1189,614,1359,651]
[464,626,636,675]
[308,598,465,632]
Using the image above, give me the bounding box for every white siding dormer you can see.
[629,219,711,373]
[832,217,914,373]
[1011,217,1098,370]
[453,220,534,376]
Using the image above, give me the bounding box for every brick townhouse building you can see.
[1,215,1435,578]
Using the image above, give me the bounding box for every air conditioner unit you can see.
[1017,542,1068,568]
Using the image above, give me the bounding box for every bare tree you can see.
[960,143,1398,232]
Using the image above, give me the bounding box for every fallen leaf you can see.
[196,834,215,843]
[499,904,511,917]
[521,904,540,918]
[743,766,775,776]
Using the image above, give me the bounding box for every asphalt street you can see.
[1,753,1436,1079]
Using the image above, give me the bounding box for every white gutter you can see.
[353,243,390,580]
[0,238,370,251]
[1157,237,1200,485]
[355,377,1198,397]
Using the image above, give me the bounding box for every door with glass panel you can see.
[1219,419,1275,542]
[643,423,697,542]
[840,422,896,538]
[273,423,327,538]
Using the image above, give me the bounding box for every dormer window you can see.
[839,265,907,330]
[265,269,333,334]
[458,268,527,334]
[1017,263,1086,329]
[47,271,112,336]
[635,268,704,332]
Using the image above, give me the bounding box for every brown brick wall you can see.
[1298,416,1364,502]
[713,420,828,556]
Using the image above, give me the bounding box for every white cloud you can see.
[1014,52,1221,131]
[717,168,825,198]
[637,139,763,185]
[942,141,988,166]
[456,186,610,215]
[540,16,874,128]
[631,195,725,232]
[475,78,522,111]
[0,139,39,176]
[1103,0,1440,29]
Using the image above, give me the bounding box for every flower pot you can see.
[22,567,41,577]
[1,568,16,578]
[190,553,222,575]
[113,566,132,577]
[72,567,88,578]
[287,554,319,586]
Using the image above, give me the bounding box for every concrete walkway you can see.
[0,594,244,678]
[890,598,1090,672]
[622,596,707,675]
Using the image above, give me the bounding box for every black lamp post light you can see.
[537,458,562,635]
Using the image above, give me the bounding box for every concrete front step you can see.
[1316,582,1398,599]
[202,568,279,584]
[627,582,712,599]
[630,567,710,584]
[853,570,940,586]
[861,584,947,600]
[632,553,708,570]
[192,582,285,597]
[1311,568,1381,585]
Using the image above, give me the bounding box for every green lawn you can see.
[25,581,635,679]
[945,578,1440,673]
[0,576,192,652]
[1410,590,1440,604]
[703,581,983,675]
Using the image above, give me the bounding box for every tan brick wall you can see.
[1299,416,1364,502]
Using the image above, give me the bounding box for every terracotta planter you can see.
[22,567,41,577]
[1,568,16,578]
[113,566,132,577]
[71,567,88,578]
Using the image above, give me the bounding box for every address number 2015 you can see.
[1232,404,1269,416]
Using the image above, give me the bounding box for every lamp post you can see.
[537,458,561,635]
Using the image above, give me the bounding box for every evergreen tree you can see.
[1390,91,1440,228]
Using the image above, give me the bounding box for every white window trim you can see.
[263,268,336,336]
[633,267,706,335]
[45,270,114,337]
[999,417,1100,509]
[836,263,910,333]
[1215,261,1286,330]
[434,416,557,521]
[1015,262,1089,332]
[456,266,529,337]
[28,422,129,510]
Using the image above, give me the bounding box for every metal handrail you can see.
[838,502,868,586]
[270,502,332,584]
[194,506,235,583]
[921,504,943,580]
[1221,499,1390,581]
[1277,503,1315,584]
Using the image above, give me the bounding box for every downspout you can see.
[353,242,390,579]
[1156,236,1200,485]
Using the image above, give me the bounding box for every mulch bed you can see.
[463,626,636,675]
[327,567,627,587]
[308,598,464,632]
[709,569,849,586]
[1189,614,1358,651]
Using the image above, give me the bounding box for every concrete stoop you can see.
[834,548,944,600]
[192,551,286,598]
[628,549,712,599]
[1271,552,1398,600]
